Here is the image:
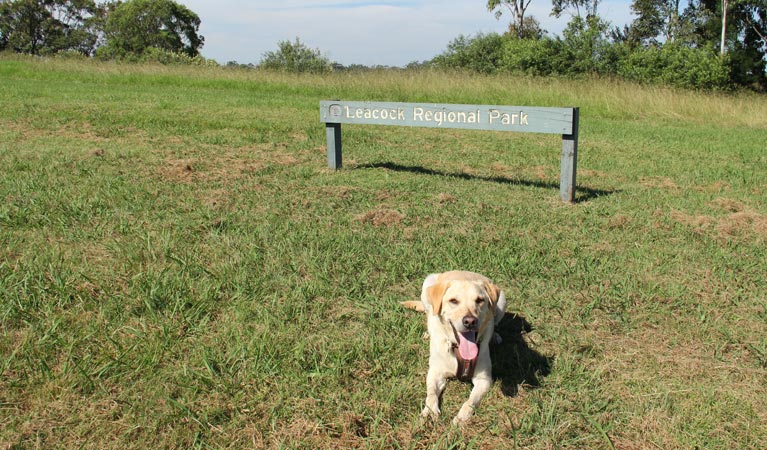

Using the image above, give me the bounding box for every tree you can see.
[689,0,766,88]
[549,0,615,74]
[487,0,538,39]
[551,0,601,20]
[0,0,98,55]
[627,0,669,44]
[97,0,203,58]
[624,0,691,45]
[741,0,767,49]
[259,38,333,73]
[559,14,613,73]
[508,15,546,38]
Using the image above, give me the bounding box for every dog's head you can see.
[423,273,503,360]
[424,278,500,333]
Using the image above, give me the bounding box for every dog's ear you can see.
[484,282,500,306]
[485,281,507,323]
[425,281,449,316]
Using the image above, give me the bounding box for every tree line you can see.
[0,0,205,62]
[1,0,764,90]
[435,0,765,90]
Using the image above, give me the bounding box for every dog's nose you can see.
[462,316,477,329]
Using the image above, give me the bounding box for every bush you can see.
[54,49,89,60]
[618,44,731,90]
[500,37,561,76]
[430,26,734,91]
[437,23,621,78]
[430,33,505,74]
[593,42,631,76]
[96,46,218,66]
[140,47,218,66]
[259,38,333,74]
[499,36,627,78]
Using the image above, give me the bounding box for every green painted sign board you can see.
[320,100,580,202]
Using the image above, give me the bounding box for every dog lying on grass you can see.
[401,270,506,424]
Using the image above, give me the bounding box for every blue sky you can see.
[182,0,634,67]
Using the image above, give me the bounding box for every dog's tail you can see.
[400,301,425,312]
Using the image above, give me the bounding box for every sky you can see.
[182,0,635,67]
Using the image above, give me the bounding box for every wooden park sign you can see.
[320,100,580,202]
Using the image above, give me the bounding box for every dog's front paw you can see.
[451,413,471,426]
[452,404,475,425]
[421,405,440,420]
[452,416,466,426]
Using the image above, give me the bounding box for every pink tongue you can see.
[458,331,478,360]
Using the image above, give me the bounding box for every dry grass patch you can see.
[355,208,405,227]
[670,197,767,239]
[694,180,731,193]
[315,185,359,200]
[436,192,457,204]
[608,214,631,229]
[531,165,552,181]
[585,317,767,447]
[640,176,678,190]
[579,168,609,178]
[157,145,299,184]
[670,209,716,231]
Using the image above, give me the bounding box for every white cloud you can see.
[182,0,633,66]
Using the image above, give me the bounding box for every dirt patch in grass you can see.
[159,159,199,182]
[670,210,716,231]
[711,197,746,212]
[157,147,298,185]
[315,185,359,200]
[490,162,511,173]
[716,211,767,237]
[1,119,149,147]
[640,176,678,189]
[695,180,731,193]
[436,193,457,204]
[670,198,767,239]
[156,158,235,185]
[580,168,609,178]
[355,208,405,227]
[531,165,551,181]
[608,214,631,229]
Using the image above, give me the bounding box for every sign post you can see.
[325,122,342,169]
[560,107,579,203]
[320,101,579,203]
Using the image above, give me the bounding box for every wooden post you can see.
[326,123,342,169]
[560,107,579,203]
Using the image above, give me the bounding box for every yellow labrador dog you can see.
[402,270,506,424]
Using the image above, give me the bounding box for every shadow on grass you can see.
[491,314,552,397]
[357,162,617,203]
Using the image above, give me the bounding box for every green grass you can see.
[1,55,766,449]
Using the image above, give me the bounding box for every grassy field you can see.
[1,55,766,449]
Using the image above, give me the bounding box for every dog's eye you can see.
[448,299,459,305]
[476,298,485,305]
